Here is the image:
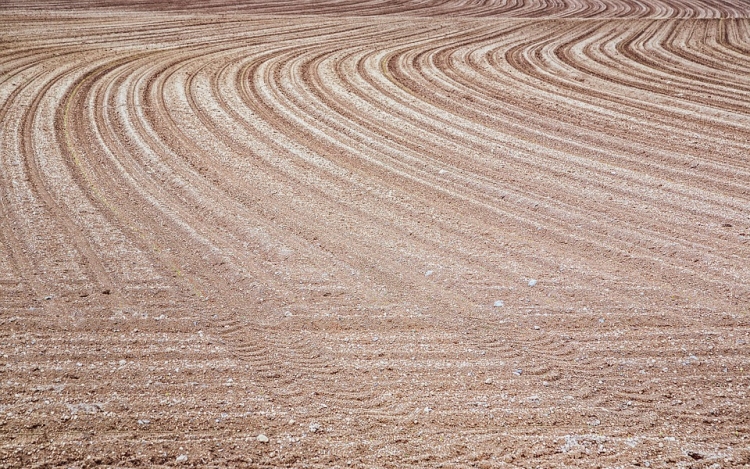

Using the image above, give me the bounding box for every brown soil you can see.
[1,2,749,468]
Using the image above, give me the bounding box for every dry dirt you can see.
[1,1,749,468]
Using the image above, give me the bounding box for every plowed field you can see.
[1,1,749,467]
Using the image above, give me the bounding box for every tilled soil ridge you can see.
[0,3,749,468]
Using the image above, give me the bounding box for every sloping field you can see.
[1,1,749,467]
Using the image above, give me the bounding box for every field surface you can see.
[1,1,750,467]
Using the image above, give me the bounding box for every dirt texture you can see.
[1,1,749,468]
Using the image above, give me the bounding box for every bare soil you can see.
[1,1,749,467]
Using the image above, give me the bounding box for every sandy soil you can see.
[1,1,749,467]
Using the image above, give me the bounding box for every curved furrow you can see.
[374,22,744,308]
[334,22,748,304]
[87,51,235,301]
[232,44,506,300]
[611,20,750,110]
[700,19,750,77]
[217,46,516,406]
[498,22,750,168]
[2,7,750,468]
[500,24,741,201]
[124,33,452,406]
[61,51,218,302]
[0,58,56,308]
[1,55,108,299]
[406,23,750,290]
[496,24,743,218]
[666,20,750,79]
[496,21,750,149]
[150,44,378,387]
[296,38,652,314]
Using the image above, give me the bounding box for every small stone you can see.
[137,419,150,425]
[534,325,540,330]
[119,359,127,366]
[284,311,292,317]
[425,270,434,277]
[493,300,504,307]
[44,295,52,300]
[686,451,703,460]
[484,378,493,385]
[528,279,537,287]
[543,381,549,386]
[176,454,188,463]
[513,369,522,376]
[256,434,269,443]
[309,422,321,433]
[102,289,111,295]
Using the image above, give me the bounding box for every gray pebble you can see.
[493,300,504,307]
[528,279,537,287]
[256,434,269,443]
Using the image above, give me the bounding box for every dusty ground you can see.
[1,1,749,467]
